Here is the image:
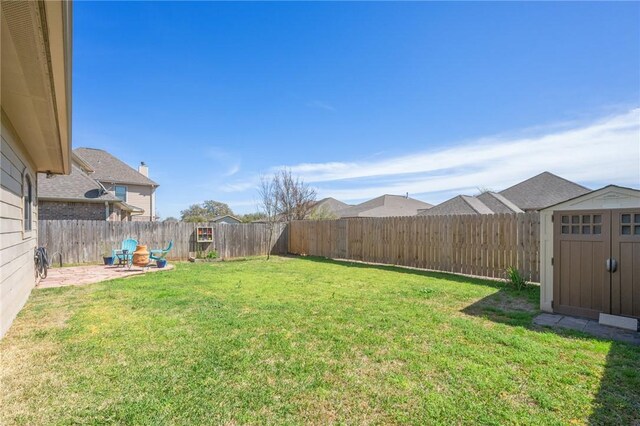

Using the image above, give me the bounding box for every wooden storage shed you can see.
[539,185,640,322]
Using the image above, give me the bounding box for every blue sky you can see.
[73,2,640,218]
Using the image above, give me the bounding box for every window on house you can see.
[114,185,127,201]
[24,175,32,231]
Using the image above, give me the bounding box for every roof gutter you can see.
[117,201,144,214]
[39,197,120,203]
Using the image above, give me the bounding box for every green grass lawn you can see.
[1,257,638,425]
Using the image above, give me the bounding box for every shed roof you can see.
[211,215,242,223]
[74,148,158,186]
[540,185,640,211]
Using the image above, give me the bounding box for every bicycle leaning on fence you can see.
[34,246,49,279]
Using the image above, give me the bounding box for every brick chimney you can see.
[138,161,148,177]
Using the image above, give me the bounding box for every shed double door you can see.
[553,209,640,320]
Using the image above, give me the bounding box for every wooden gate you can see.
[553,208,640,319]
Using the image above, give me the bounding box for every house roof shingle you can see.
[211,215,242,223]
[74,148,158,186]
[499,171,589,211]
[337,195,433,218]
[311,197,352,216]
[38,164,121,202]
[477,192,523,214]
[418,195,494,216]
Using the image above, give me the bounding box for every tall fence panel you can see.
[38,220,288,264]
[288,213,540,282]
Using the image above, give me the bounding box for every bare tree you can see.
[475,186,496,195]
[258,175,278,260]
[273,169,317,221]
[257,169,317,259]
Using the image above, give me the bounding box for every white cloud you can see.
[219,178,259,193]
[205,147,241,177]
[280,108,640,202]
[306,100,336,112]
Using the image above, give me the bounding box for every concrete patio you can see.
[534,313,640,346]
[37,263,175,289]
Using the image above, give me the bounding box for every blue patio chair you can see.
[112,238,138,268]
[150,240,173,262]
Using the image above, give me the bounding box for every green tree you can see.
[180,201,234,222]
[202,200,234,217]
[240,212,267,223]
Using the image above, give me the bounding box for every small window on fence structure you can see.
[196,227,214,242]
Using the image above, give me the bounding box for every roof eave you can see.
[39,197,119,203]
[1,1,72,175]
[96,179,159,187]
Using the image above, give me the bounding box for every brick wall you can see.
[39,201,127,221]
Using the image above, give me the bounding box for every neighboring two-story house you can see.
[38,148,159,221]
[38,153,141,221]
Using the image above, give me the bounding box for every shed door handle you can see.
[606,258,618,273]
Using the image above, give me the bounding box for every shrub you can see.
[505,266,528,290]
[196,250,218,260]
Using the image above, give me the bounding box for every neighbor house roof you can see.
[337,195,433,218]
[211,215,242,223]
[477,192,523,214]
[38,164,121,203]
[120,202,144,213]
[418,195,494,216]
[74,148,158,186]
[310,197,352,216]
[499,172,589,211]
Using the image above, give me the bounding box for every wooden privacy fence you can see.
[289,213,540,282]
[38,220,288,264]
